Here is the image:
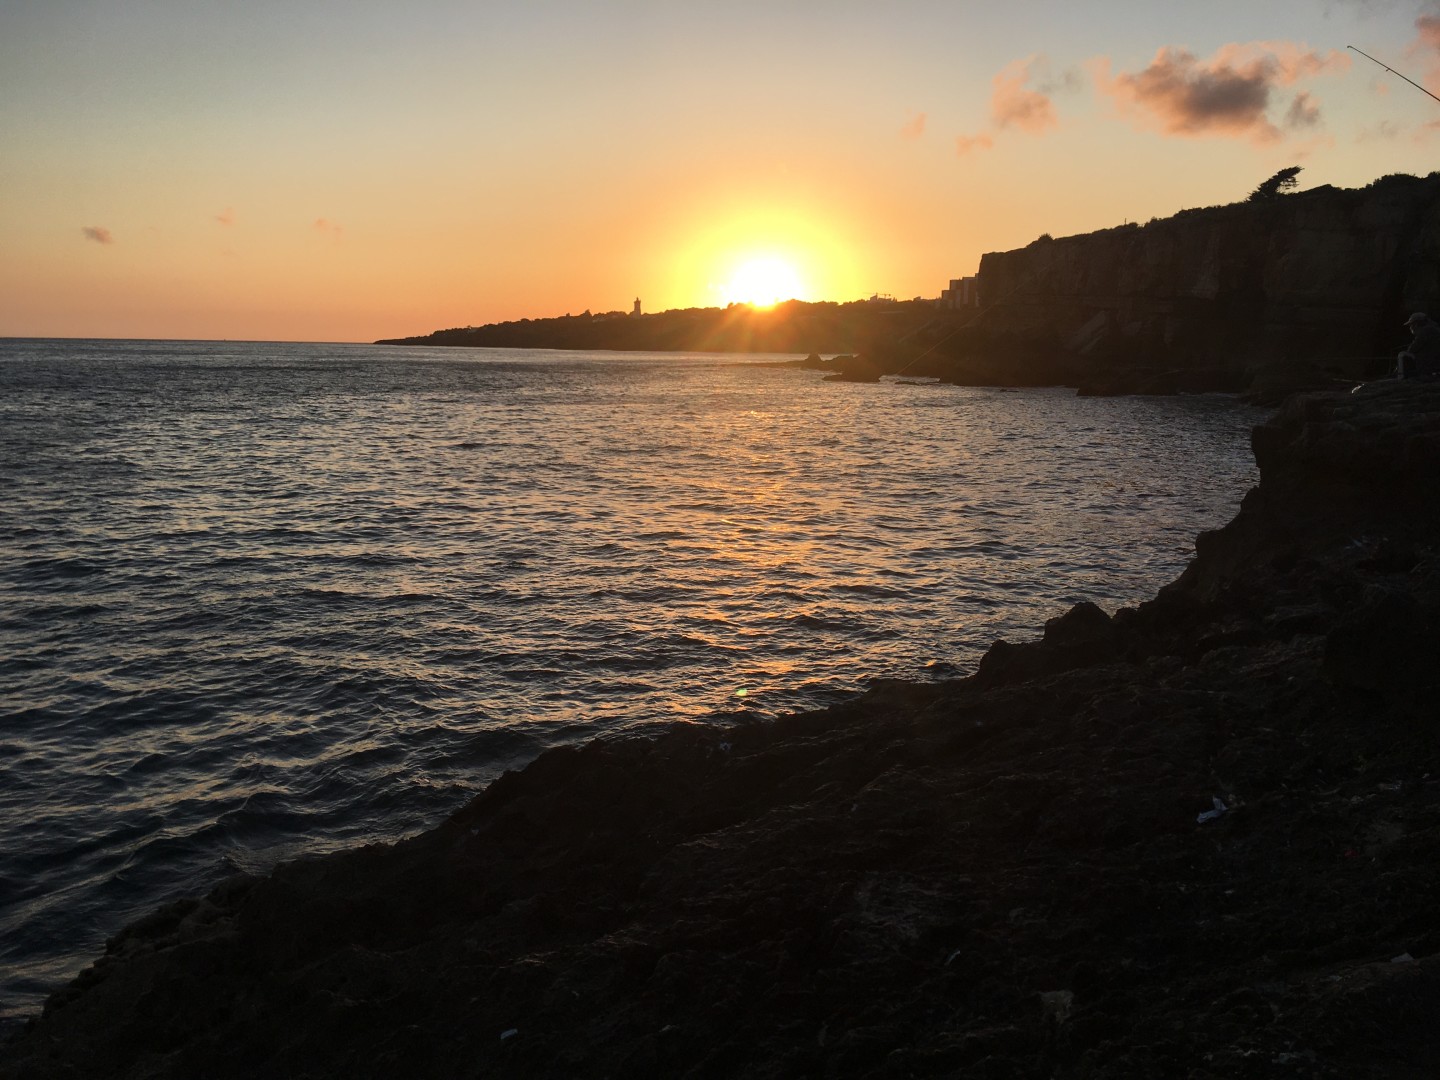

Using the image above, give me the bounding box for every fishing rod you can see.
[1347,45,1440,105]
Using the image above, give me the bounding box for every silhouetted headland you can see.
[375,298,939,359]
[6,381,1440,1077]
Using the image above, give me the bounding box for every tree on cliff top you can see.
[1248,166,1302,202]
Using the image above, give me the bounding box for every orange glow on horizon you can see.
[6,4,1437,342]
[721,255,806,308]
[656,197,867,316]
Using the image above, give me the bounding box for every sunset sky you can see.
[4,0,1440,342]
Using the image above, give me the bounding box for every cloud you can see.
[312,218,343,237]
[1416,12,1440,50]
[1285,91,1322,129]
[991,57,1060,133]
[954,54,1074,157]
[1096,42,1349,143]
[81,225,114,245]
[1409,11,1440,93]
[1357,118,1402,141]
[900,111,926,140]
[214,207,236,227]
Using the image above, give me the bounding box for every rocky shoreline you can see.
[5,384,1440,1078]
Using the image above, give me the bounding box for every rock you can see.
[972,601,1118,688]
[1324,584,1440,698]
[1240,359,1363,406]
[820,354,884,382]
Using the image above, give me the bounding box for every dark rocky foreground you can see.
[6,384,1440,1079]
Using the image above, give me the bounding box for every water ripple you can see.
[0,339,1263,1024]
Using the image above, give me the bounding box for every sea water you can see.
[0,339,1264,1021]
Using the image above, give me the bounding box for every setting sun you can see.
[723,256,806,308]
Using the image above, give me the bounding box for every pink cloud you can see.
[900,111,926,140]
[991,57,1059,133]
[1416,13,1440,51]
[313,218,343,237]
[1096,42,1349,144]
[81,225,113,245]
[953,55,1073,157]
[1409,13,1440,93]
[214,207,236,227]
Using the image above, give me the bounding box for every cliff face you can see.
[931,174,1440,396]
[5,386,1440,1079]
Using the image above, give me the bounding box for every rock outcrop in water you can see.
[5,384,1440,1078]
[908,174,1440,401]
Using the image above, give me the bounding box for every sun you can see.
[723,256,805,308]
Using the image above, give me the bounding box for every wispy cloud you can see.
[900,111,927,140]
[81,225,114,245]
[313,218,343,238]
[1285,91,1322,129]
[955,55,1074,157]
[214,207,236,227]
[1357,118,1402,141]
[991,57,1061,133]
[1095,42,1349,144]
[1415,11,1440,49]
[954,133,995,156]
[1408,10,1440,93]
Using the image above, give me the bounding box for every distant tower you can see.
[632,297,642,317]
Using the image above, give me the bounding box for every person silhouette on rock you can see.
[1398,312,1440,379]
